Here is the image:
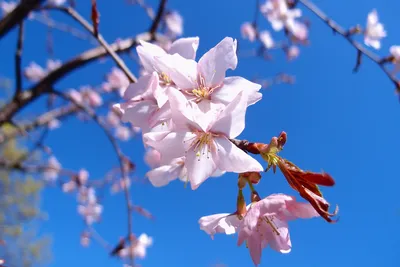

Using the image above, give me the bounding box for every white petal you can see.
[198,37,238,86]
[215,137,263,173]
[212,76,262,106]
[210,92,248,138]
[169,37,200,60]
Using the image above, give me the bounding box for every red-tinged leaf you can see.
[298,171,335,186]
[91,0,100,36]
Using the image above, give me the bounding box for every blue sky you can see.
[1,0,400,266]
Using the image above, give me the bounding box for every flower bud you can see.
[236,190,247,217]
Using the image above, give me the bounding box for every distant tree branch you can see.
[0,32,156,126]
[0,0,44,39]
[149,0,168,36]
[42,5,137,83]
[14,22,24,98]
[298,0,399,90]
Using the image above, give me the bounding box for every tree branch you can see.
[0,0,44,39]
[149,0,168,36]
[14,22,24,98]
[0,32,155,126]
[298,0,399,90]
[45,5,137,83]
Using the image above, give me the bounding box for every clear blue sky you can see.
[1,0,400,266]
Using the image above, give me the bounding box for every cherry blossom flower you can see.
[105,67,130,95]
[68,89,83,104]
[144,149,161,169]
[390,45,400,72]
[237,194,319,266]
[199,213,242,239]
[24,62,46,82]
[286,45,300,61]
[111,177,131,194]
[106,110,121,128]
[259,30,274,49]
[119,233,153,259]
[114,72,171,133]
[48,118,61,130]
[364,9,386,50]
[115,125,131,141]
[136,37,199,107]
[81,87,103,107]
[80,231,90,247]
[62,169,89,193]
[43,156,61,181]
[144,90,263,190]
[261,0,302,32]
[241,22,257,42]
[146,157,187,187]
[78,193,103,225]
[0,1,16,16]
[77,186,96,203]
[46,59,62,71]
[156,37,262,110]
[165,11,183,37]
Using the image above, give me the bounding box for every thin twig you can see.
[149,0,168,36]
[14,22,24,97]
[0,0,44,39]
[51,89,135,266]
[298,0,399,89]
[44,6,137,83]
[0,32,155,126]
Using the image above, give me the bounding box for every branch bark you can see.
[0,0,44,39]
[0,32,155,126]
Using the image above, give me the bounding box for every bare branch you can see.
[298,0,399,90]
[45,6,137,83]
[149,0,168,36]
[14,22,24,97]
[51,89,135,266]
[0,0,44,39]
[0,32,155,126]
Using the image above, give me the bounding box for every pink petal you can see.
[212,76,262,106]
[215,136,263,173]
[247,234,263,266]
[169,37,200,60]
[168,89,205,131]
[143,131,193,165]
[267,219,292,253]
[155,53,198,89]
[120,100,158,128]
[198,37,238,87]
[137,40,167,73]
[185,144,218,190]
[286,201,320,219]
[210,92,248,138]
[146,159,184,187]
[123,72,158,101]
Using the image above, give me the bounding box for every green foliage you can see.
[0,125,52,267]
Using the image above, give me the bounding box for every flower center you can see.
[185,131,217,160]
[159,72,172,85]
[256,215,280,236]
[187,74,219,103]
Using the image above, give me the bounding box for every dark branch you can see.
[298,0,399,90]
[0,0,44,39]
[44,6,137,83]
[14,22,24,97]
[0,32,155,126]
[149,0,168,36]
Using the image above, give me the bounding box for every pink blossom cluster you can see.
[112,35,331,265]
[115,36,265,190]
[199,194,320,266]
